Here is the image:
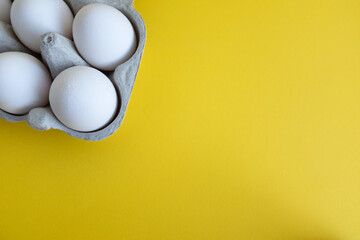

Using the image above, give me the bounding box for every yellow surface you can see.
[1,0,360,239]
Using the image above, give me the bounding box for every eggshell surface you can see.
[0,52,52,115]
[49,66,118,132]
[73,3,137,71]
[0,0,11,23]
[10,0,74,53]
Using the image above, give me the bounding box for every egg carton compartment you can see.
[0,0,146,141]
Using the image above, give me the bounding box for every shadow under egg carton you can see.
[0,0,146,141]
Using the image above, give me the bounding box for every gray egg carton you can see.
[0,0,146,141]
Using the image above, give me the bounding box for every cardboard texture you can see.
[0,0,146,141]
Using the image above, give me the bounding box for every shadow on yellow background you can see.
[1,0,360,239]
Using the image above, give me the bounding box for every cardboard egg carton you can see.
[0,0,146,141]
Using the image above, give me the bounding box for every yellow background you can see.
[1,0,360,239]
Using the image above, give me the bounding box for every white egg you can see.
[0,0,11,23]
[11,0,74,53]
[0,52,52,115]
[73,3,137,71]
[49,66,118,132]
